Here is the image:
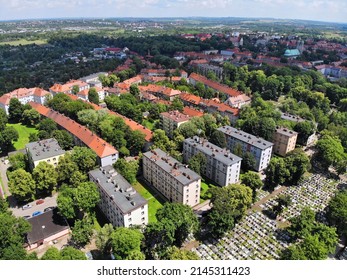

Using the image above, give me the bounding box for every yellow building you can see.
[26,138,66,170]
[272,127,298,157]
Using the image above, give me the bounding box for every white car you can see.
[22,204,32,210]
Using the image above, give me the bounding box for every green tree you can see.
[57,187,77,219]
[187,152,207,176]
[60,246,87,260]
[111,227,144,260]
[72,85,80,95]
[316,135,346,171]
[0,108,8,131]
[74,182,100,214]
[9,153,28,171]
[129,84,140,99]
[37,118,57,137]
[169,97,184,112]
[71,146,97,173]
[126,250,145,260]
[0,126,19,150]
[156,203,199,246]
[264,157,290,190]
[72,217,94,247]
[28,133,39,142]
[56,154,79,184]
[41,247,61,260]
[22,109,40,126]
[294,121,315,145]
[241,171,263,202]
[207,184,252,237]
[32,161,58,195]
[327,190,347,236]
[273,194,292,216]
[95,224,114,255]
[209,130,227,148]
[114,158,139,184]
[88,88,99,105]
[164,246,200,260]
[0,213,31,259]
[8,98,24,122]
[51,130,74,150]
[126,130,146,156]
[8,169,36,202]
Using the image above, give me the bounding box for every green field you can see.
[7,123,38,150]
[200,178,217,202]
[142,119,158,131]
[133,178,165,223]
[0,39,48,46]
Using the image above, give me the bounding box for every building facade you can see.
[26,138,66,170]
[143,148,201,207]
[218,126,273,172]
[160,111,191,138]
[272,127,298,157]
[183,137,242,186]
[89,165,148,228]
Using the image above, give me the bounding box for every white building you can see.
[183,137,242,186]
[143,148,201,207]
[218,126,273,172]
[89,165,148,228]
[160,111,191,139]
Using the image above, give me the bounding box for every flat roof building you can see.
[183,136,242,186]
[143,148,201,207]
[218,126,273,171]
[26,138,66,170]
[273,127,298,157]
[89,165,148,228]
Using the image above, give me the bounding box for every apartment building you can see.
[272,127,298,157]
[218,126,273,172]
[89,165,148,228]
[26,138,66,170]
[160,110,191,138]
[49,80,90,95]
[183,137,242,186]
[0,87,51,115]
[143,148,201,207]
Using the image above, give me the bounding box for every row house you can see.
[49,80,90,95]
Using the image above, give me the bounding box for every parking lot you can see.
[11,194,58,219]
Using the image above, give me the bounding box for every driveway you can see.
[12,194,58,218]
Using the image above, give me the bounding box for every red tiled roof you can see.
[179,93,202,105]
[0,88,50,105]
[50,80,88,93]
[182,106,204,117]
[189,73,242,97]
[29,102,118,158]
[160,110,191,123]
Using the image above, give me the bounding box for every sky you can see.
[0,0,346,23]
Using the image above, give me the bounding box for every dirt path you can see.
[250,186,287,212]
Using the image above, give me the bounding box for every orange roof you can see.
[123,75,143,85]
[139,84,182,97]
[202,99,239,116]
[0,87,50,105]
[189,73,242,97]
[160,111,191,123]
[180,93,202,105]
[182,106,204,117]
[29,102,118,158]
[49,80,89,93]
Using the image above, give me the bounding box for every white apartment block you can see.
[218,126,273,172]
[143,148,201,207]
[89,165,148,228]
[183,137,242,186]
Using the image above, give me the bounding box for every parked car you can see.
[32,211,42,217]
[23,215,31,219]
[22,204,32,210]
[44,207,55,212]
[36,199,44,205]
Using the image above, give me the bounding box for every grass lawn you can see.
[200,178,217,203]
[0,39,48,46]
[142,119,158,131]
[7,123,38,150]
[133,178,165,223]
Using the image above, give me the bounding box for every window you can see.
[141,217,145,221]
[53,157,56,161]
[128,218,132,222]
[141,211,145,215]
